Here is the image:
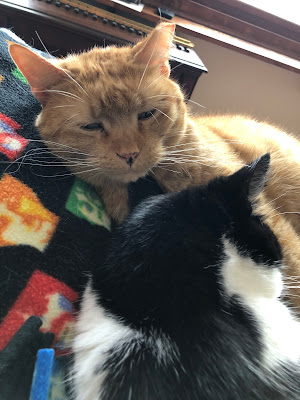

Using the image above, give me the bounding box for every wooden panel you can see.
[143,0,300,50]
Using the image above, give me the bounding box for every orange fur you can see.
[9,24,300,311]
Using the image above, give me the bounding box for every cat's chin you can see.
[117,170,146,183]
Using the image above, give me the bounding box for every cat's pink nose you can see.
[117,152,139,167]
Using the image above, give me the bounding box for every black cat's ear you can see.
[232,153,270,202]
[247,153,270,200]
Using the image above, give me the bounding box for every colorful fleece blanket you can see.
[0,29,162,399]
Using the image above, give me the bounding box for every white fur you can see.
[222,239,300,370]
[72,283,178,400]
[127,195,164,226]
[72,285,135,400]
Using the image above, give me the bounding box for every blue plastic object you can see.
[30,349,55,400]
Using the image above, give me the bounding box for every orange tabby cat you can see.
[9,23,300,311]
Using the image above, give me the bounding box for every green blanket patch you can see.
[66,178,111,230]
[11,67,28,84]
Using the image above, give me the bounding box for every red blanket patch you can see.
[0,112,28,161]
[0,270,78,352]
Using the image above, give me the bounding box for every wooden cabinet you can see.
[0,0,207,98]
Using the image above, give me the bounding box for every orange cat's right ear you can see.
[8,41,65,105]
[133,23,175,77]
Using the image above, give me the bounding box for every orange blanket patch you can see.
[0,175,59,251]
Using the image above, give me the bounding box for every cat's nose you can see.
[117,152,139,167]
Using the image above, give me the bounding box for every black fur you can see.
[88,154,299,400]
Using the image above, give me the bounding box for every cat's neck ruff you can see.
[222,239,300,370]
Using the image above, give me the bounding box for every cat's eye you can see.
[138,109,156,120]
[81,123,105,132]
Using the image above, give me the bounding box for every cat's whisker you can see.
[180,166,192,178]
[156,165,182,174]
[61,67,89,97]
[284,276,300,281]
[159,160,215,168]
[149,168,156,176]
[3,155,96,170]
[150,111,159,125]
[165,145,200,151]
[7,161,93,168]
[263,204,284,218]
[26,152,94,164]
[198,139,250,145]
[4,146,42,174]
[137,25,163,92]
[34,89,84,103]
[21,148,91,161]
[2,145,96,173]
[164,141,200,149]
[283,278,300,283]
[275,212,300,216]
[164,135,250,147]
[277,238,300,245]
[164,156,245,166]
[164,149,201,154]
[148,94,205,109]
[88,169,104,184]
[186,98,206,109]
[163,153,199,158]
[25,155,90,164]
[154,108,175,123]
[50,113,79,137]
[262,193,288,207]
[35,31,52,58]
[50,104,77,109]
[2,158,95,167]
[159,156,246,167]
[170,136,249,145]
[285,286,300,289]
[31,166,102,179]
[27,139,92,157]
[158,160,214,168]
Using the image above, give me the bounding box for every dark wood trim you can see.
[142,0,300,66]
[143,0,299,42]
[1,0,300,72]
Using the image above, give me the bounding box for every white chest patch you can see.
[222,239,283,300]
[221,239,300,369]
[72,284,135,400]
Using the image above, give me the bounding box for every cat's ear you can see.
[8,41,65,105]
[234,153,270,201]
[133,23,175,76]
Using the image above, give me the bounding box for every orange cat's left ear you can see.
[133,23,175,76]
[8,41,65,105]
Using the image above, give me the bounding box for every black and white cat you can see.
[72,154,300,400]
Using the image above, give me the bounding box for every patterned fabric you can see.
[0,29,112,399]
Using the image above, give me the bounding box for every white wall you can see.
[184,34,300,135]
